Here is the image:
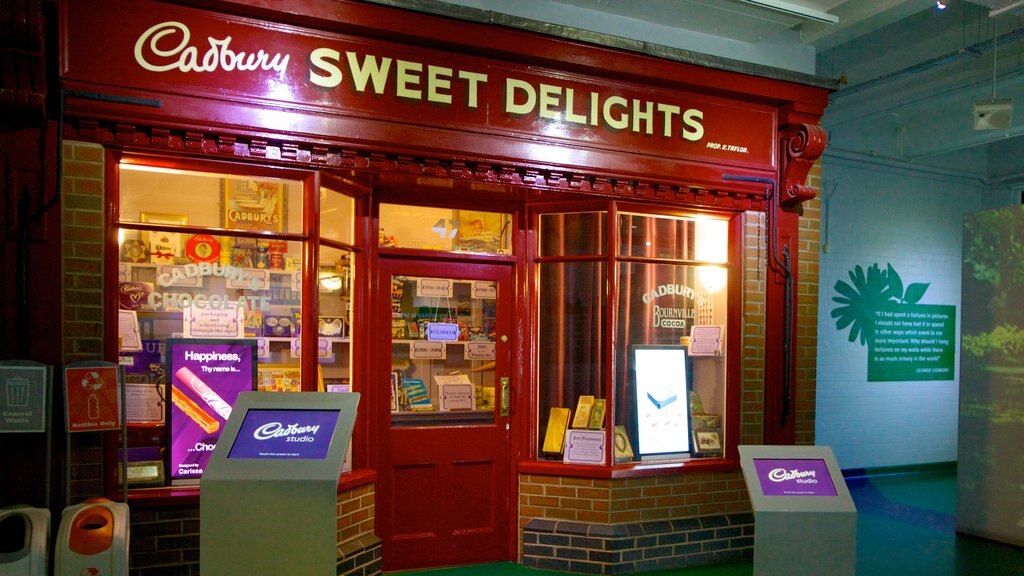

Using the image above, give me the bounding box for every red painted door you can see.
[377,258,514,571]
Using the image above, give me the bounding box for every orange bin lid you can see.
[68,505,114,555]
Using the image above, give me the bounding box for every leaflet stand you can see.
[201,391,360,576]
[739,445,857,576]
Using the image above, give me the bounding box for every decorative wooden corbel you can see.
[779,123,827,207]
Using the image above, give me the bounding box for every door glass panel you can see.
[390,275,497,427]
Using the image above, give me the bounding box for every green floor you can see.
[396,467,1024,576]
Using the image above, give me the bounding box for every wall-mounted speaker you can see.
[974,99,1013,130]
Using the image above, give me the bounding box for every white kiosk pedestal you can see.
[739,445,857,576]
[200,392,360,576]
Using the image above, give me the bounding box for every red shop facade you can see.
[45,0,828,573]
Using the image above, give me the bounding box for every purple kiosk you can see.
[739,445,857,576]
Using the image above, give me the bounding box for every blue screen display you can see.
[227,409,340,460]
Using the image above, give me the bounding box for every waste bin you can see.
[0,506,49,576]
[55,498,129,576]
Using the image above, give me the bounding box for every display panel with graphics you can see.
[630,345,691,457]
[166,338,257,482]
[752,458,838,497]
[227,409,340,460]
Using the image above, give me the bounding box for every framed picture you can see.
[453,210,508,253]
[222,178,286,232]
[140,212,188,265]
[693,428,723,456]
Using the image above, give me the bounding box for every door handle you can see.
[500,377,510,417]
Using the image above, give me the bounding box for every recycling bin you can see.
[0,506,49,576]
[55,498,129,576]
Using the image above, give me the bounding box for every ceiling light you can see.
[937,1,948,9]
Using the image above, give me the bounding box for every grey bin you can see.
[0,506,50,576]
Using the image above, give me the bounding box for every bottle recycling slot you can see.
[0,506,50,576]
[55,498,130,576]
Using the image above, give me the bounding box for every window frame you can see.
[524,199,744,478]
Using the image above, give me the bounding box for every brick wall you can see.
[741,210,767,446]
[61,141,107,501]
[796,162,822,445]
[518,473,753,573]
[336,483,382,576]
[130,505,201,576]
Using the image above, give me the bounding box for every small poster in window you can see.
[689,325,723,356]
[222,179,286,232]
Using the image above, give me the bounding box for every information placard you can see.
[0,363,49,433]
[868,303,956,381]
[65,364,121,432]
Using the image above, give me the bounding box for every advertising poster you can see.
[227,409,340,460]
[631,346,691,457]
[65,364,121,432]
[167,339,256,482]
[753,458,838,497]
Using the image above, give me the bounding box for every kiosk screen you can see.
[228,409,340,460]
[752,458,838,497]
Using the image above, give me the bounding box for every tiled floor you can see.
[399,466,1024,575]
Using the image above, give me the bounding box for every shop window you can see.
[539,212,607,257]
[116,162,310,487]
[379,203,512,254]
[535,208,730,465]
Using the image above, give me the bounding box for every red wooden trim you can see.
[63,115,772,210]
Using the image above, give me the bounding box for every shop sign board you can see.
[166,339,257,482]
[65,364,121,432]
[0,364,49,433]
[62,0,777,170]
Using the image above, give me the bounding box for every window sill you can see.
[116,468,377,507]
[518,456,739,479]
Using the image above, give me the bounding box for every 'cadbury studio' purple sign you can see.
[228,409,340,460]
[753,458,838,497]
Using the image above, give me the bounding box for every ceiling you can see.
[376,0,1024,183]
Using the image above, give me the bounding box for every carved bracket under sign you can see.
[66,117,771,212]
[779,123,827,207]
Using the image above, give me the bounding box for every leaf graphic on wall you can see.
[831,263,930,345]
